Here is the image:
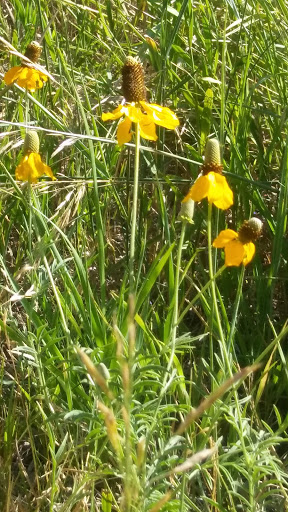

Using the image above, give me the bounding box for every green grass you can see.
[1,0,288,510]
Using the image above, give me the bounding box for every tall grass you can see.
[1,0,288,511]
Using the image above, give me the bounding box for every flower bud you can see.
[122,56,146,103]
[247,217,263,234]
[179,198,194,223]
[23,131,40,154]
[24,41,42,64]
[205,138,221,165]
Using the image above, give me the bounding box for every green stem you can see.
[25,88,29,126]
[28,182,32,258]
[167,222,186,372]
[123,299,136,512]
[207,202,232,377]
[129,122,141,294]
[89,139,106,308]
[227,265,245,353]
[220,9,227,148]
[179,472,187,512]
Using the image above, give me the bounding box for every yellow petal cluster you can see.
[182,172,233,210]
[4,65,48,91]
[102,101,179,145]
[16,153,56,183]
[212,229,255,266]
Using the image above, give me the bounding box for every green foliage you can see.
[0,0,288,511]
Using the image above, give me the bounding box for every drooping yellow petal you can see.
[4,66,48,91]
[23,69,48,90]
[32,153,55,181]
[16,154,39,183]
[117,117,132,145]
[213,229,238,248]
[139,115,157,141]
[15,155,30,182]
[102,104,125,121]
[4,66,23,85]
[17,69,37,91]
[206,173,233,210]
[140,101,179,130]
[27,153,41,182]
[15,153,55,183]
[183,175,210,202]
[243,242,255,266]
[224,240,245,266]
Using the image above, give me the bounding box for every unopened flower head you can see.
[202,138,223,175]
[15,131,56,183]
[102,55,179,145]
[213,217,262,267]
[23,130,40,154]
[4,41,48,91]
[179,198,194,223]
[182,138,233,210]
[122,56,146,103]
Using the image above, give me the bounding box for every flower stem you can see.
[167,221,186,372]
[227,265,245,353]
[25,88,29,127]
[28,182,32,258]
[220,9,227,148]
[129,122,140,294]
[207,202,232,377]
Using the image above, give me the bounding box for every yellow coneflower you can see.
[4,41,48,92]
[16,131,56,183]
[213,217,263,266]
[182,138,233,210]
[102,56,179,145]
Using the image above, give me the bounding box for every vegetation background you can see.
[1,0,288,510]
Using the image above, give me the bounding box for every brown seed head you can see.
[23,131,40,154]
[202,138,223,175]
[122,56,146,103]
[238,217,263,244]
[24,41,42,64]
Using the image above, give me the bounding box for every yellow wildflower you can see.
[16,131,56,183]
[102,56,179,145]
[182,138,233,210]
[4,41,48,92]
[213,218,263,266]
